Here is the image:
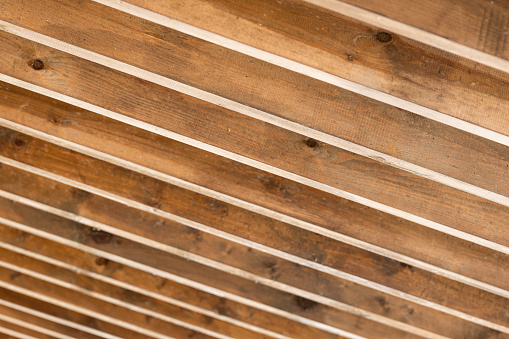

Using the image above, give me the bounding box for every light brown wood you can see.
[0,143,508,338]
[119,0,509,136]
[0,83,508,299]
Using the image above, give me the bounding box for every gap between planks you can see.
[0,191,443,339]
[0,260,232,339]
[0,217,368,339]
[0,312,75,339]
[302,0,509,73]
[0,189,507,337]
[1,122,509,298]
[0,20,507,211]
[88,0,509,144]
[0,297,123,339]
[1,111,509,262]
[0,241,291,339]
[0,325,38,339]
[0,279,174,339]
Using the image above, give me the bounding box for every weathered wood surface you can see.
[338,0,509,61]
[0,0,507,337]
[1,0,509,197]
[1,138,509,337]
[0,32,508,249]
[0,227,337,339]
[1,84,508,299]
[0,198,433,339]
[118,0,509,136]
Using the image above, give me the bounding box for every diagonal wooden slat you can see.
[0,150,508,337]
[1,0,508,202]
[0,83,508,300]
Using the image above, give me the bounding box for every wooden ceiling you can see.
[0,0,508,338]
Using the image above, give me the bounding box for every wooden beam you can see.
[0,247,271,339]
[0,5,508,203]
[0,287,147,338]
[0,30,507,253]
[0,298,104,339]
[0,86,508,302]
[97,0,509,138]
[0,198,435,339]
[0,231,336,339]
[0,155,508,337]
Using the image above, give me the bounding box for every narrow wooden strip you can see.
[1,161,508,337]
[1,108,508,303]
[0,235,339,339]
[0,248,287,339]
[0,313,74,339]
[0,272,207,339]
[0,323,38,339]
[0,249,277,339]
[0,217,378,339]
[0,298,106,339]
[96,0,509,141]
[321,0,509,63]
[0,34,507,253]
[0,261,231,339]
[0,287,160,339]
[0,205,438,339]
[2,0,509,200]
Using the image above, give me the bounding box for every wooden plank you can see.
[0,247,270,339]
[0,313,73,339]
[334,0,509,61]
[0,288,146,339]
[0,229,337,339]
[0,299,102,339]
[0,319,42,339]
[0,264,216,339]
[104,0,509,137]
[0,33,507,251]
[0,197,437,339]
[1,0,508,200]
[1,153,509,338]
[0,83,508,301]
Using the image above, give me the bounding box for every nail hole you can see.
[32,59,45,70]
[376,32,392,43]
[347,54,353,61]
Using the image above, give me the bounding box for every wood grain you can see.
[0,287,146,339]
[117,0,509,136]
[0,32,507,250]
[0,301,100,339]
[1,144,509,338]
[0,227,338,339]
[339,0,509,60]
[0,197,436,339]
[0,87,508,299]
[1,0,509,196]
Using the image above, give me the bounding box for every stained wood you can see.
[117,0,509,136]
[0,247,269,339]
[0,318,52,339]
[0,198,434,339]
[1,0,509,196]
[338,0,509,60]
[1,150,508,338]
[0,227,338,339]
[0,301,100,339]
[0,31,507,249]
[0,265,215,339]
[0,288,145,339]
[0,83,508,300]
